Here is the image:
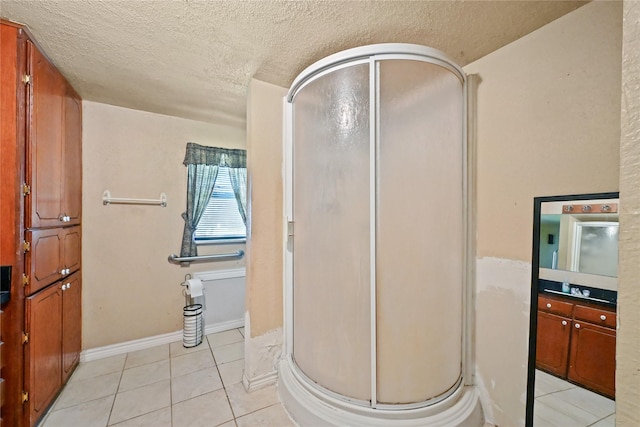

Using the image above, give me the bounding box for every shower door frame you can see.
[283,43,474,411]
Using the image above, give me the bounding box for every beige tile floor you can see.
[39,328,296,427]
[533,370,615,427]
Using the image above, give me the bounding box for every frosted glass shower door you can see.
[376,59,464,404]
[292,63,372,401]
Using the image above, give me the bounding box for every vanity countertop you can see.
[538,279,616,308]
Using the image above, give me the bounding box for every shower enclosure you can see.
[279,44,482,426]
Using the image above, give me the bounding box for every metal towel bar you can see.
[168,250,244,264]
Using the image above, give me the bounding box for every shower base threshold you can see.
[278,358,484,427]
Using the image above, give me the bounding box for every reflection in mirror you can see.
[538,199,619,293]
[526,193,618,427]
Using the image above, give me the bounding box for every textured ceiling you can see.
[1,1,587,128]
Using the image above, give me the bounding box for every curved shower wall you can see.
[280,44,481,426]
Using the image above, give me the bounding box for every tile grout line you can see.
[106,354,128,427]
[209,333,240,426]
[169,343,174,427]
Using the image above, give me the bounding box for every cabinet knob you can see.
[60,269,67,276]
[65,268,70,274]
[600,314,607,321]
[562,320,568,326]
[546,303,552,309]
[575,323,581,329]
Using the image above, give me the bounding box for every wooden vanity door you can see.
[568,321,616,399]
[536,311,572,377]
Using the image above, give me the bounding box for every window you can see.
[180,143,246,258]
[194,166,246,241]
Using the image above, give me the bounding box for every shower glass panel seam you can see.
[462,76,472,385]
[369,56,378,409]
[283,98,294,357]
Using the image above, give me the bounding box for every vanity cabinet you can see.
[536,294,615,399]
[568,305,616,398]
[536,311,571,377]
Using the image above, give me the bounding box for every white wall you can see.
[464,2,622,425]
[82,101,246,349]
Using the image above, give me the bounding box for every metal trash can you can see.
[183,303,203,348]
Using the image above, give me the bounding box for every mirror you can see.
[538,198,619,293]
[526,192,618,427]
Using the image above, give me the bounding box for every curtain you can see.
[180,164,219,257]
[180,143,247,258]
[228,167,248,225]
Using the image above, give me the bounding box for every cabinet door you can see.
[25,284,62,425]
[62,226,81,275]
[1,308,3,423]
[536,311,572,377]
[25,227,80,295]
[61,272,81,383]
[568,321,616,399]
[62,88,82,225]
[26,41,65,229]
[25,229,62,295]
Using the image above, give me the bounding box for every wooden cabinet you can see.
[61,273,81,384]
[1,21,27,427]
[536,294,616,399]
[25,226,81,295]
[24,272,81,425]
[25,40,81,229]
[1,308,4,426]
[568,306,616,398]
[1,20,82,427]
[63,88,82,225]
[25,285,62,424]
[26,40,64,229]
[536,311,571,377]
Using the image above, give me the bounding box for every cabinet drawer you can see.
[574,305,616,329]
[538,295,574,317]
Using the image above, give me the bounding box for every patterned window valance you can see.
[183,142,246,168]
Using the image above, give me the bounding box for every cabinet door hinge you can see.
[22,183,31,196]
[287,221,294,237]
[22,74,31,85]
[22,273,30,286]
[21,390,29,403]
[22,331,29,344]
[23,240,31,253]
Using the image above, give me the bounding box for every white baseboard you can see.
[205,318,244,335]
[80,318,244,363]
[242,369,278,392]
